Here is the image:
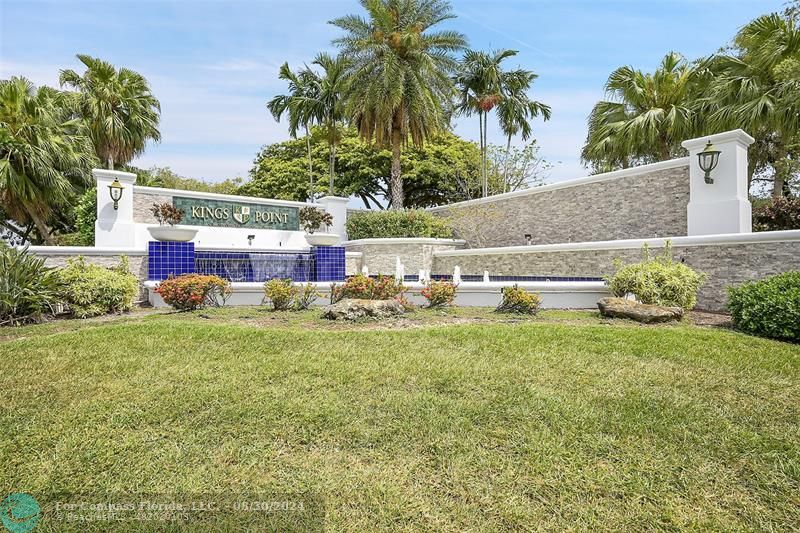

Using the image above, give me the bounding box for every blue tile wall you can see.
[148,243,343,283]
[148,241,196,281]
[313,246,345,282]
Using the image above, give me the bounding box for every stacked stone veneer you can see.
[432,161,690,247]
[432,235,800,311]
[343,239,465,275]
[133,189,172,224]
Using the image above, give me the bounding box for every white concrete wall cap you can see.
[134,185,320,208]
[92,169,137,183]
[345,251,363,257]
[24,246,146,255]
[433,229,800,256]
[427,157,690,212]
[682,129,755,150]
[343,238,467,246]
[318,196,349,203]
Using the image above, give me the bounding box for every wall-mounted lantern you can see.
[524,234,532,245]
[697,141,721,184]
[108,178,124,210]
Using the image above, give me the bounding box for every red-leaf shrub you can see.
[753,196,800,232]
[155,274,231,311]
[421,280,457,307]
[330,274,406,304]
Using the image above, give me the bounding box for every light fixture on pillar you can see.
[697,141,721,184]
[108,178,124,210]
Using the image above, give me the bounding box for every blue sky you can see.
[0,0,786,184]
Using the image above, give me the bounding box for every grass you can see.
[1,307,798,531]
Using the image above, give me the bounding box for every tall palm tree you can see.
[59,54,161,169]
[0,77,96,244]
[454,49,519,197]
[269,54,349,199]
[331,0,467,209]
[704,13,800,197]
[310,53,350,196]
[581,52,706,172]
[496,69,551,191]
[268,63,320,201]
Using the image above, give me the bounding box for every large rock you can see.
[322,298,405,320]
[597,297,683,324]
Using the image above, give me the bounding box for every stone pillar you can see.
[681,129,754,236]
[317,196,349,244]
[94,169,138,248]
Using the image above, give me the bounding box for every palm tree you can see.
[704,13,800,197]
[269,54,348,199]
[268,63,320,201]
[331,0,467,209]
[496,69,551,191]
[454,49,519,197]
[310,53,350,196]
[0,77,96,244]
[59,54,161,169]
[581,52,706,172]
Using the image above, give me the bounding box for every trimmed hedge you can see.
[346,210,453,240]
[728,271,800,342]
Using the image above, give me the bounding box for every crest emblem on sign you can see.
[233,206,251,225]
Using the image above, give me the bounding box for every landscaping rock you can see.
[323,298,405,320]
[597,297,683,324]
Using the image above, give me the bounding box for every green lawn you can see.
[1,308,798,531]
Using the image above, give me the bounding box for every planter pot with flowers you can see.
[300,206,339,246]
[147,202,198,242]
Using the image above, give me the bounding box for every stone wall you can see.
[431,232,800,312]
[343,239,465,275]
[133,189,171,224]
[345,252,362,276]
[431,160,690,248]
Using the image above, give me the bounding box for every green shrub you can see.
[0,245,61,326]
[155,274,231,311]
[421,280,457,307]
[608,243,706,309]
[294,283,321,310]
[330,274,407,303]
[346,210,453,240]
[728,272,800,342]
[56,257,139,318]
[496,285,541,314]
[74,187,97,246]
[263,278,297,310]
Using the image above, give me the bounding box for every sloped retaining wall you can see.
[432,230,800,312]
[429,159,691,247]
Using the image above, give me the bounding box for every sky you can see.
[0,0,787,186]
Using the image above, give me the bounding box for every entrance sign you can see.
[173,197,300,231]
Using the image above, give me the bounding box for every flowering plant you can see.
[495,284,541,315]
[155,274,231,311]
[421,280,457,308]
[330,274,407,304]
